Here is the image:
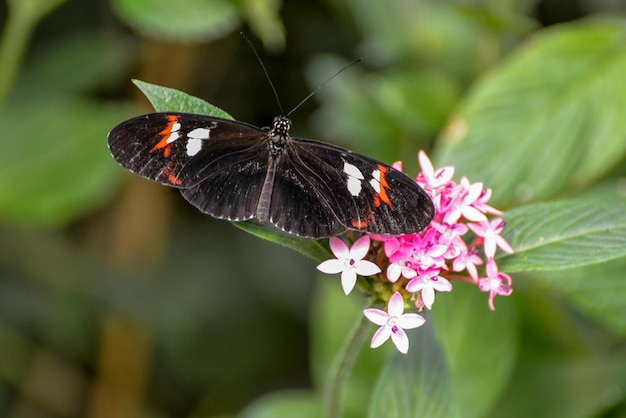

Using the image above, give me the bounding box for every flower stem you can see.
[324,298,374,418]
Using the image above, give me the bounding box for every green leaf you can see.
[497,198,626,272]
[539,256,626,336]
[0,97,134,226]
[234,221,331,261]
[111,0,239,42]
[487,353,626,418]
[434,18,626,207]
[368,321,459,418]
[307,55,458,174]
[241,390,320,418]
[16,31,130,95]
[431,283,518,418]
[132,79,233,118]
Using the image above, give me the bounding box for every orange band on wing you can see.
[151,115,179,154]
[374,165,392,208]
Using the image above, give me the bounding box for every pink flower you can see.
[406,269,452,310]
[417,150,454,190]
[452,248,483,281]
[472,187,503,216]
[409,230,447,273]
[478,259,513,310]
[386,258,418,283]
[384,237,418,282]
[317,236,381,295]
[363,292,426,354]
[469,218,514,258]
[432,222,469,260]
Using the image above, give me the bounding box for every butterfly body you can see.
[108,112,434,238]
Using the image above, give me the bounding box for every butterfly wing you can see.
[178,151,270,222]
[269,138,434,237]
[107,112,267,188]
[108,112,272,222]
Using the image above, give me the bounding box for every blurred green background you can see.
[1,0,626,417]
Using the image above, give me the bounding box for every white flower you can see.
[363,292,426,354]
[317,236,381,295]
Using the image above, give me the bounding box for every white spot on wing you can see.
[369,169,381,193]
[343,162,364,179]
[165,122,182,144]
[188,127,211,139]
[185,125,214,156]
[186,137,203,156]
[165,131,180,144]
[343,161,364,196]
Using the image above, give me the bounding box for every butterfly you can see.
[107,109,434,238]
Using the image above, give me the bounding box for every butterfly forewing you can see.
[107,113,266,188]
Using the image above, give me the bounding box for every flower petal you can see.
[329,237,349,259]
[370,326,391,348]
[397,313,425,329]
[462,205,488,222]
[405,277,423,292]
[418,150,434,178]
[390,327,409,354]
[467,182,484,202]
[355,260,381,276]
[431,276,452,292]
[349,235,371,260]
[316,259,344,274]
[340,269,357,295]
[421,286,435,309]
[387,292,405,317]
[363,308,389,326]
[496,235,514,254]
[386,264,401,283]
[484,233,497,258]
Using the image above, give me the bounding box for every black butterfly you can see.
[107,111,434,238]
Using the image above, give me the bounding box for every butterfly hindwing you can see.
[179,151,269,222]
[268,150,349,237]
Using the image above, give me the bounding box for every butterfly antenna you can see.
[240,32,284,115]
[286,57,362,117]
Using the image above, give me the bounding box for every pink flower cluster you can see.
[317,151,514,354]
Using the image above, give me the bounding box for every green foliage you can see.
[368,322,458,418]
[241,390,321,418]
[498,198,626,272]
[110,0,285,48]
[134,79,234,119]
[0,10,136,226]
[111,0,240,42]
[431,284,517,418]
[434,18,626,207]
[0,97,132,226]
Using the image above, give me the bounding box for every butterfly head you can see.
[269,116,292,150]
